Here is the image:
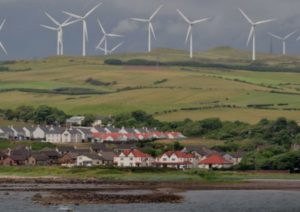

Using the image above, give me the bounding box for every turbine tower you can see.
[97,42,123,55]
[0,19,7,55]
[63,3,102,56]
[239,8,275,61]
[177,9,211,58]
[41,12,78,56]
[131,5,163,53]
[269,31,297,55]
[96,18,122,55]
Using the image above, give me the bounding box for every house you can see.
[166,132,185,140]
[10,126,26,140]
[154,151,197,169]
[99,151,114,166]
[23,126,35,140]
[45,127,65,143]
[40,148,61,164]
[91,126,107,134]
[92,115,109,127]
[76,153,103,167]
[61,128,82,143]
[182,146,215,160]
[114,149,154,167]
[0,151,7,165]
[198,154,234,169]
[66,116,85,126]
[76,127,93,142]
[3,147,31,166]
[0,127,14,139]
[58,152,79,167]
[113,143,137,153]
[28,153,50,166]
[32,126,49,140]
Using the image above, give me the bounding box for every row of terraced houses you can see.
[0,125,185,143]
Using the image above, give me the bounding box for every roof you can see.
[199,154,233,165]
[30,153,49,161]
[93,127,107,133]
[77,127,92,134]
[78,153,102,160]
[105,127,120,133]
[100,151,114,161]
[47,127,65,134]
[23,126,35,132]
[56,146,75,153]
[163,151,194,159]
[120,149,151,158]
[66,116,85,123]
[0,127,14,134]
[91,143,110,152]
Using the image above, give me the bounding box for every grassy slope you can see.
[1,47,300,123]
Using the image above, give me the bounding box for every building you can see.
[76,153,103,167]
[114,149,154,167]
[66,116,85,126]
[198,154,234,169]
[61,128,83,143]
[154,151,197,169]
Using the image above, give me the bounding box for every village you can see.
[0,116,243,169]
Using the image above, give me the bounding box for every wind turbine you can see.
[239,8,275,61]
[0,19,7,55]
[269,31,297,55]
[131,5,163,52]
[41,12,79,56]
[97,42,123,55]
[96,19,122,55]
[177,9,211,58]
[63,2,102,56]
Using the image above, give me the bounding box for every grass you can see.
[1,47,300,123]
[0,166,299,182]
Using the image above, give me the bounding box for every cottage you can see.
[23,126,35,140]
[10,126,26,140]
[3,148,30,166]
[28,153,50,166]
[114,149,154,167]
[154,151,197,169]
[76,153,103,167]
[99,151,114,166]
[198,154,234,169]
[45,127,65,143]
[0,127,14,139]
[58,152,79,167]
[76,127,93,142]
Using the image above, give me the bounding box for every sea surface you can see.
[1,190,300,212]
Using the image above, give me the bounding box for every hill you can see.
[1,47,300,124]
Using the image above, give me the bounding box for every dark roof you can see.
[0,127,14,134]
[30,153,49,161]
[10,148,30,161]
[93,127,107,133]
[136,128,148,133]
[47,127,65,134]
[13,127,26,135]
[56,146,75,153]
[77,127,92,134]
[114,143,137,151]
[40,149,61,157]
[91,143,110,152]
[23,126,35,133]
[65,128,82,135]
[105,127,120,133]
[99,151,114,161]
[124,128,136,133]
[73,148,91,155]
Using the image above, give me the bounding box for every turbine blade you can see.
[0,42,7,55]
[63,11,82,19]
[238,8,253,24]
[150,5,163,20]
[45,12,60,26]
[185,25,191,43]
[62,17,72,25]
[0,19,5,31]
[284,30,297,40]
[110,42,123,53]
[177,9,191,24]
[96,46,105,52]
[84,2,103,18]
[61,18,80,27]
[247,26,254,46]
[149,23,156,40]
[255,19,275,25]
[268,33,282,40]
[96,36,105,49]
[131,18,149,22]
[107,33,123,37]
[97,18,106,34]
[40,25,58,31]
[192,17,211,24]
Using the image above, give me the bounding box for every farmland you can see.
[1,47,300,123]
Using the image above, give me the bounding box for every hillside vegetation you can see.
[1,47,300,123]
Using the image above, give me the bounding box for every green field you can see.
[1,47,300,123]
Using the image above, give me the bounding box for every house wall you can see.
[33,128,46,139]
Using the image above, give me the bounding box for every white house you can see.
[45,127,65,143]
[154,151,197,169]
[61,128,82,143]
[114,149,154,167]
[76,153,103,167]
[66,116,85,126]
[198,154,234,169]
[32,126,49,140]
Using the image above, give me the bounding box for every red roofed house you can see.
[198,154,234,169]
[154,151,197,169]
[113,149,154,167]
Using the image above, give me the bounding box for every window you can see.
[120,157,124,161]
[130,157,133,161]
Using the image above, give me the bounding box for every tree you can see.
[15,105,35,122]
[82,114,96,126]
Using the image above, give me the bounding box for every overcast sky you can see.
[0,0,300,59]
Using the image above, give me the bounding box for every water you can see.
[1,190,300,211]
